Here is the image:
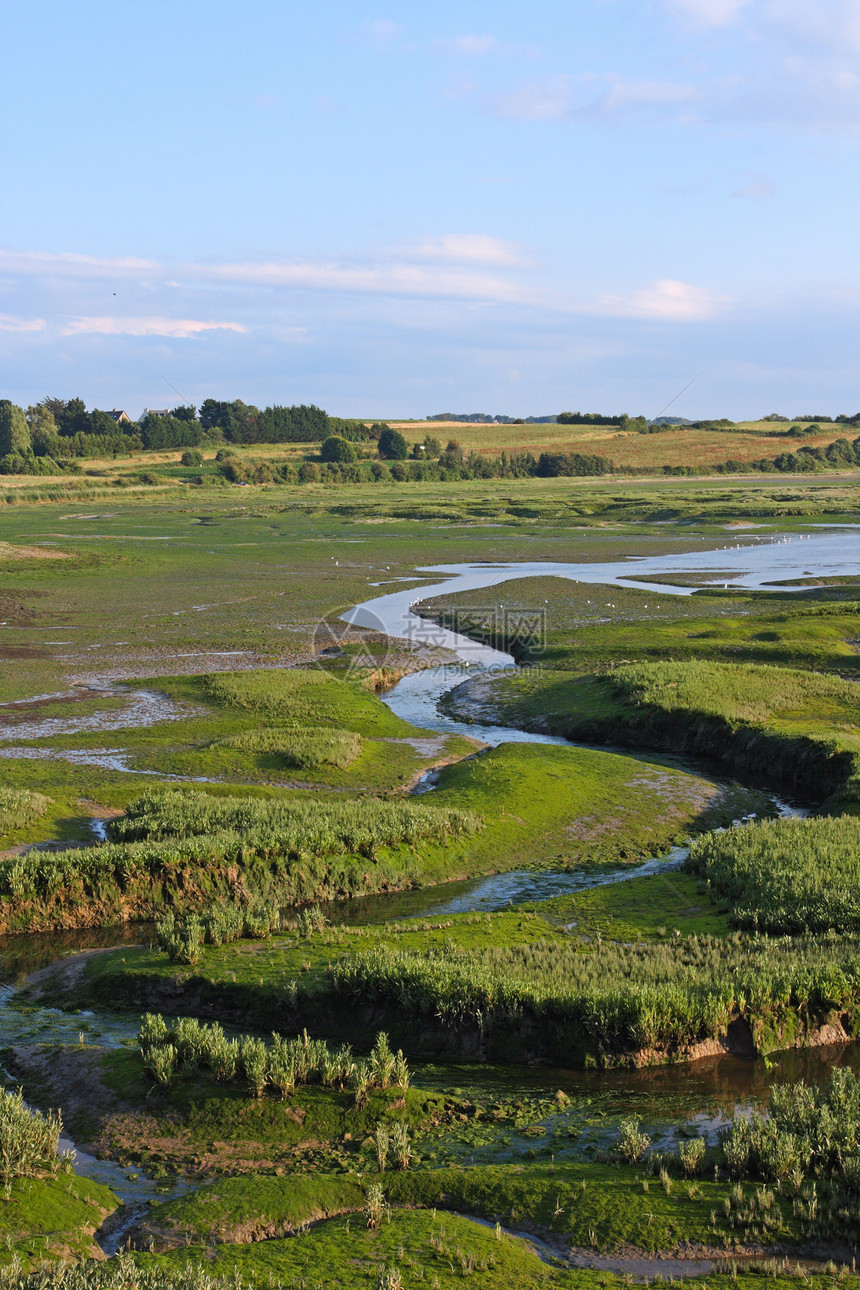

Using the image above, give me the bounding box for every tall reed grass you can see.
[0,1252,242,1290]
[0,1089,64,1197]
[723,1067,860,1241]
[0,788,49,834]
[330,933,860,1057]
[0,789,481,928]
[688,816,860,933]
[112,789,481,857]
[138,1014,409,1101]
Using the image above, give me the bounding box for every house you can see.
[141,408,170,420]
[108,409,132,424]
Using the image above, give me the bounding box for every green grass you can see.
[534,871,733,941]
[134,1208,860,1289]
[201,670,410,739]
[215,726,363,769]
[0,1172,118,1270]
[136,1159,744,1255]
[0,730,746,933]
[46,900,860,1066]
[442,652,860,805]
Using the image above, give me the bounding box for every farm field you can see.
[2,476,860,1285]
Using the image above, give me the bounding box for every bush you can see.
[137,1014,408,1101]
[180,448,204,467]
[378,427,408,460]
[320,435,357,464]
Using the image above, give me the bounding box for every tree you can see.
[171,404,198,422]
[0,401,30,456]
[378,427,408,460]
[57,397,87,436]
[320,435,356,463]
[27,406,60,457]
[39,396,68,422]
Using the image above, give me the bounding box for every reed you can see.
[0,1088,64,1198]
[137,1015,410,1101]
[688,815,860,933]
[329,933,860,1057]
[0,787,49,835]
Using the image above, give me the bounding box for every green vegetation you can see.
[0,1173,118,1271]
[216,726,362,768]
[6,481,860,1281]
[0,1258,242,1288]
[689,815,860,933]
[0,1089,63,1196]
[200,669,410,737]
[330,932,860,1063]
[0,788,49,837]
[0,789,480,933]
[137,1012,409,1102]
[724,1067,860,1243]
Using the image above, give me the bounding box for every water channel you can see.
[1,528,859,1257]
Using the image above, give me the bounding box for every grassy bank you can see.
[35,903,860,1066]
[441,656,860,806]
[0,730,742,932]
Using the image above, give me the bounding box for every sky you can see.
[1,0,859,420]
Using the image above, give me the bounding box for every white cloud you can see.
[664,0,750,27]
[489,77,572,121]
[61,317,246,338]
[0,314,46,332]
[760,1,860,52]
[591,280,731,321]
[0,249,158,279]
[407,234,530,267]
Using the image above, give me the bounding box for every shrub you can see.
[320,435,357,464]
[137,1016,408,1101]
[678,1135,706,1176]
[377,427,408,460]
[180,448,204,466]
[618,1116,650,1163]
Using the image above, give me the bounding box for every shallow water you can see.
[343,529,860,743]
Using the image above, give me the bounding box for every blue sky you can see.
[1,0,859,419]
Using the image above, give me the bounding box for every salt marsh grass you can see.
[331,934,860,1057]
[216,726,362,769]
[0,788,49,835]
[689,815,860,933]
